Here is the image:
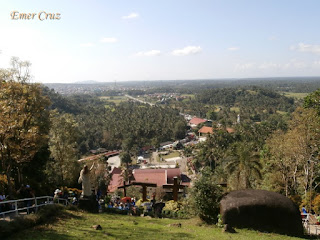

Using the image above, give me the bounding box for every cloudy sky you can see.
[0,0,320,83]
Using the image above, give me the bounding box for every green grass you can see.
[9,210,307,240]
[162,151,180,160]
[276,110,287,115]
[214,105,223,112]
[280,92,309,100]
[100,96,128,105]
[181,94,195,99]
[230,107,240,113]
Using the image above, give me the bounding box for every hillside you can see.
[9,210,305,240]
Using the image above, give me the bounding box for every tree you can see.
[206,109,217,120]
[90,157,111,196]
[120,152,132,167]
[120,151,132,185]
[173,120,187,139]
[191,167,222,224]
[225,142,262,190]
[304,89,320,114]
[47,111,80,186]
[195,130,234,171]
[0,60,50,196]
[262,106,320,204]
[263,131,295,196]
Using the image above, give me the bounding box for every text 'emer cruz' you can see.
[11,11,61,21]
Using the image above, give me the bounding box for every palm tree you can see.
[225,142,262,189]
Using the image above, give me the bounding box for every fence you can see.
[0,196,69,220]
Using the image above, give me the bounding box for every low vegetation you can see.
[0,204,68,239]
[8,209,307,240]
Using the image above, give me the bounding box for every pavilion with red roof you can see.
[189,117,207,128]
[108,168,190,194]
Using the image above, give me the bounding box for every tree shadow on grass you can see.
[9,221,193,240]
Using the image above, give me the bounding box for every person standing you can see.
[78,163,95,198]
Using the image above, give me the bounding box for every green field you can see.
[280,92,309,100]
[181,94,195,99]
[162,151,180,160]
[100,96,128,105]
[276,110,288,115]
[230,107,240,113]
[9,210,306,240]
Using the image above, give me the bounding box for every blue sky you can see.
[0,0,320,83]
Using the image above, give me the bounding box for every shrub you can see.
[289,195,302,209]
[0,204,66,239]
[162,209,189,219]
[313,195,320,214]
[190,167,222,224]
[162,200,181,211]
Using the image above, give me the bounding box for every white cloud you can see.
[79,43,94,47]
[235,63,255,70]
[227,47,239,51]
[171,46,202,56]
[283,58,306,69]
[258,62,280,69]
[135,50,161,56]
[101,37,118,43]
[122,12,139,19]
[291,43,320,54]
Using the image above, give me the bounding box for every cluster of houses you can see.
[186,116,235,142]
[139,92,190,104]
[79,114,235,201]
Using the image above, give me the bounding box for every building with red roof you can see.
[198,126,213,136]
[189,117,206,128]
[107,168,190,193]
[107,167,123,193]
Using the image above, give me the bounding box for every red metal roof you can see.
[78,150,121,162]
[108,168,186,193]
[189,117,206,125]
[198,126,213,134]
[108,167,123,193]
[133,170,166,186]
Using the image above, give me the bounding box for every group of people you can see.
[0,192,7,212]
[108,197,136,211]
[301,206,320,225]
[53,188,80,205]
[18,184,35,214]
[0,184,35,214]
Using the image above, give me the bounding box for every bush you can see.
[289,195,302,209]
[161,200,190,219]
[0,204,66,239]
[162,209,189,219]
[162,200,181,211]
[190,167,222,224]
[313,194,320,214]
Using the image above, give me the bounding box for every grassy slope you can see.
[280,92,309,100]
[100,96,128,105]
[9,210,306,240]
